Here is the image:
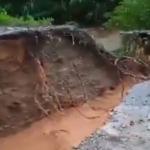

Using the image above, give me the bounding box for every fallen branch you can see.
[34,84,50,117]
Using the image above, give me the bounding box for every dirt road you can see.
[0,26,122,51]
[74,79,150,150]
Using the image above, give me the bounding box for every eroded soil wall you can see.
[0,28,149,138]
[0,35,121,137]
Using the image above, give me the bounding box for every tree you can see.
[106,0,150,30]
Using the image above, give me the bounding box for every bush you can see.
[105,0,150,30]
[0,0,120,26]
[0,9,53,26]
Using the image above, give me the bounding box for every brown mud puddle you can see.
[0,78,137,150]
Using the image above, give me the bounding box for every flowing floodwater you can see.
[87,28,121,51]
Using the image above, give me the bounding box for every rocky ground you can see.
[73,80,150,150]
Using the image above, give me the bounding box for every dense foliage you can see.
[0,9,52,26]
[106,0,150,30]
[0,0,120,26]
[0,0,150,29]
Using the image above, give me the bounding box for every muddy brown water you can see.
[0,29,127,150]
[87,28,121,51]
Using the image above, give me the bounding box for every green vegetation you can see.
[105,0,150,30]
[103,0,150,57]
[0,0,149,29]
[0,0,120,26]
[0,9,53,26]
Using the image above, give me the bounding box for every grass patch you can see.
[0,10,53,26]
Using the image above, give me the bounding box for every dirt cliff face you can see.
[0,27,149,138]
[0,33,121,137]
[0,58,42,136]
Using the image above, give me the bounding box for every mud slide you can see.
[0,26,149,149]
